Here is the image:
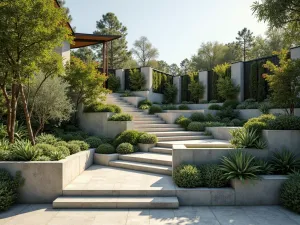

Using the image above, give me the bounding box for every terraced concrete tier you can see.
[149,147,173,155]
[157,139,232,148]
[157,135,213,142]
[133,124,181,128]
[53,196,179,209]
[109,160,172,175]
[135,127,185,132]
[149,131,205,137]
[134,120,165,124]
[133,117,164,121]
[62,165,176,196]
[119,152,172,166]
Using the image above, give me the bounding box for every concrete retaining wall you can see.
[78,111,133,138]
[132,91,164,104]
[238,108,300,120]
[231,175,287,205]
[172,145,269,169]
[121,96,145,107]
[262,130,300,154]
[206,127,241,140]
[0,149,94,203]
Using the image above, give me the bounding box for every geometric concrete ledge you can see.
[94,153,119,166]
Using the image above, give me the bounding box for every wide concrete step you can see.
[134,124,181,128]
[157,135,213,142]
[134,117,163,121]
[156,139,231,148]
[53,196,179,209]
[149,131,205,137]
[134,121,165,124]
[135,127,185,132]
[149,147,173,155]
[133,115,160,118]
[109,160,172,175]
[119,152,172,166]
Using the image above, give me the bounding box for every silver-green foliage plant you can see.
[220,150,260,181]
[28,74,74,137]
[270,149,300,175]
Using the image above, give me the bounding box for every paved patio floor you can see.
[1,204,300,225]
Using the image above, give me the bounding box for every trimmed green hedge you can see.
[108,113,132,121]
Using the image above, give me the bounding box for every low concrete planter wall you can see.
[171,103,223,110]
[0,149,94,204]
[156,110,217,124]
[237,108,300,120]
[206,127,241,140]
[262,130,300,154]
[94,153,118,166]
[176,187,235,206]
[172,145,269,170]
[132,91,164,103]
[78,112,133,138]
[138,143,156,152]
[231,175,287,205]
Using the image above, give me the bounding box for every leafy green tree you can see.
[156,60,170,73]
[264,49,300,115]
[71,47,97,62]
[65,56,110,119]
[131,36,159,67]
[188,81,205,103]
[163,84,178,104]
[57,0,72,22]
[180,59,192,75]
[213,63,239,100]
[94,13,130,69]
[252,0,300,43]
[224,42,242,63]
[129,69,146,91]
[169,64,180,76]
[0,0,71,144]
[28,74,74,137]
[236,28,255,61]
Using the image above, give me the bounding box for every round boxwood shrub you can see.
[190,112,205,122]
[208,104,222,110]
[108,113,132,121]
[34,143,57,158]
[57,146,70,157]
[230,118,243,126]
[139,104,150,110]
[68,140,89,151]
[109,104,122,113]
[280,173,300,214]
[36,133,58,145]
[84,137,102,148]
[138,99,152,107]
[66,143,81,155]
[268,115,300,130]
[173,164,202,188]
[138,133,158,144]
[187,122,205,131]
[244,121,267,133]
[113,130,142,147]
[178,104,189,110]
[0,169,24,211]
[222,100,239,109]
[96,144,115,154]
[54,141,69,148]
[116,143,134,154]
[149,105,163,114]
[175,116,192,129]
[200,164,227,188]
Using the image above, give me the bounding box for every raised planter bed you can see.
[262,130,300,154]
[0,149,95,203]
[237,108,300,120]
[172,144,269,169]
[94,153,118,166]
[206,127,241,140]
[231,175,288,205]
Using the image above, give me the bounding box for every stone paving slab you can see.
[1,205,300,225]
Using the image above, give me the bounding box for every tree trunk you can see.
[9,83,19,143]
[19,84,35,145]
[290,103,295,115]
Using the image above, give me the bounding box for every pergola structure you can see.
[54,0,121,75]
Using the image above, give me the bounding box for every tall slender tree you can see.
[94,13,130,69]
[131,36,159,67]
[236,28,255,61]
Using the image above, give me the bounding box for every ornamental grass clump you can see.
[270,149,300,175]
[173,164,202,188]
[220,150,260,181]
[230,128,267,149]
[11,140,39,161]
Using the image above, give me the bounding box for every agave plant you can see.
[230,128,260,148]
[254,159,274,175]
[11,140,40,161]
[0,124,7,139]
[254,138,268,149]
[271,149,300,175]
[220,150,261,181]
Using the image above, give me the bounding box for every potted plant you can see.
[137,133,158,152]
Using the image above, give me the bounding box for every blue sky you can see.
[66,0,267,65]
